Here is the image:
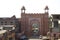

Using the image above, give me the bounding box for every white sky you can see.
[0,0,60,18]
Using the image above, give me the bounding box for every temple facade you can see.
[20,6,49,37]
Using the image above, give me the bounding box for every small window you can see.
[54,21,58,27]
[54,34,56,37]
[56,16,59,19]
[1,22,3,25]
[5,21,7,25]
[1,22,3,23]
[10,22,13,23]
[10,22,13,25]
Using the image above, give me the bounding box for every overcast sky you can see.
[0,0,60,18]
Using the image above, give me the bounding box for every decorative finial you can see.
[21,6,26,13]
[44,6,49,13]
[44,6,49,10]
[21,6,26,10]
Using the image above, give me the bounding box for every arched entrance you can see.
[32,23,39,37]
[29,18,40,37]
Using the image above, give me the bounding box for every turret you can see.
[21,6,26,13]
[44,6,49,13]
